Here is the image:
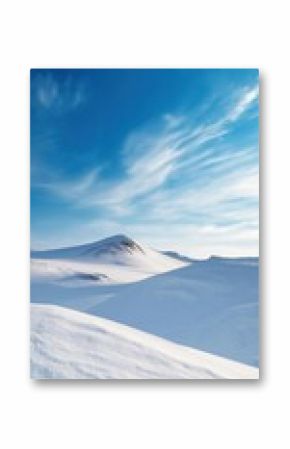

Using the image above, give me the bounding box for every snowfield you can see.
[31,234,259,378]
[31,304,258,380]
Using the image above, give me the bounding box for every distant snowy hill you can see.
[31,235,259,368]
[31,234,186,284]
[32,234,147,259]
[31,304,258,379]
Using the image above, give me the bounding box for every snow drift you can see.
[31,304,258,380]
[31,234,259,373]
[91,256,259,366]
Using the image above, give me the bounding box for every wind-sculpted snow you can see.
[31,304,258,379]
[31,235,259,371]
[87,257,259,367]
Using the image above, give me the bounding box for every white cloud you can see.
[227,85,259,122]
[33,72,85,112]
[33,83,259,256]
[35,168,100,201]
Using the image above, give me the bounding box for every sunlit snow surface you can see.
[31,304,258,379]
[31,235,259,378]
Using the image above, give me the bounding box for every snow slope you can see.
[31,235,259,368]
[31,234,186,284]
[31,304,258,380]
[91,257,259,366]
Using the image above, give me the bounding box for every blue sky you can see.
[31,69,259,257]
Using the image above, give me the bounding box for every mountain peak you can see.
[96,234,145,255]
[103,234,132,244]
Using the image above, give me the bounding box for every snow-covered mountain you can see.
[31,234,186,284]
[32,234,147,259]
[31,234,259,376]
[31,304,258,379]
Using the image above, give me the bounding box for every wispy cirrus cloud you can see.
[32,82,259,256]
[227,85,259,122]
[31,71,85,113]
[34,168,100,201]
